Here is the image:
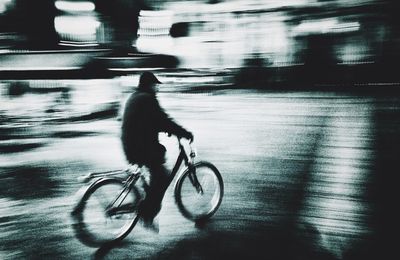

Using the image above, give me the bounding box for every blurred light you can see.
[138,10,173,36]
[59,40,98,47]
[137,10,174,54]
[0,0,12,13]
[295,19,337,34]
[55,0,95,13]
[0,66,81,71]
[55,15,100,35]
[107,67,164,72]
[331,22,360,33]
[293,19,360,35]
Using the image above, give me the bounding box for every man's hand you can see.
[185,131,194,143]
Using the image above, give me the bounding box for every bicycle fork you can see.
[188,165,204,195]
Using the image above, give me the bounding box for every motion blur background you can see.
[1,0,400,74]
[1,0,400,259]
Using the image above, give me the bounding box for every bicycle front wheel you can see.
[71,178,141,247]
[175,162,223,222]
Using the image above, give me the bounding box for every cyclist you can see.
[121,71,193,232]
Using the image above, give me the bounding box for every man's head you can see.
[138,72,162,92]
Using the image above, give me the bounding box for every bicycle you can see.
[70,137,224,247]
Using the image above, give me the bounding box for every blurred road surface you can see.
[0,77,399,259]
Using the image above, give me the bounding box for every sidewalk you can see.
[0,47,179,80]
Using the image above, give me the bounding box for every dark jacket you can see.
[121,88,190,165]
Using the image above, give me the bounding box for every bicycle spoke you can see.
[72,179,140,246]
[175,162,223,221]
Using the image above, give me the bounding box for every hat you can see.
[139,72,162,87]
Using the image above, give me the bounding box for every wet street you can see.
[0,76,399,259]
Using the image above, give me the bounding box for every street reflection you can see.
[0,75,398,259]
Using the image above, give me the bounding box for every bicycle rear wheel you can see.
[71,178,141,247]
[175,162,223,221]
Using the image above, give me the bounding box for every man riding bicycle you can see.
[121,72,193,231]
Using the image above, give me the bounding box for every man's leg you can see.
[141,163,169,220]
[140,144,169,222]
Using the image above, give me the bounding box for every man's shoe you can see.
[141,217,159,234]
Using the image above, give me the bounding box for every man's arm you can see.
[152,98,193,140]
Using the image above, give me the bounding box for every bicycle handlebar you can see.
[188,136,194,144]
[176,136,196,158]
[177,136,193,144]
[166,132,193,144]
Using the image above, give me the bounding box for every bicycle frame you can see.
[168,139,191,182]
[74,138,199,214]
[80,137,192,183]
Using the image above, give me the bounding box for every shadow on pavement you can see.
[93,241,130,260]
[361,96,400,260]
[89,224,336,260]
[0,165,61,200]
[156,224,336,260]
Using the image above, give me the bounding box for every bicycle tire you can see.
[174,161,224,222]
[71,178,141,247]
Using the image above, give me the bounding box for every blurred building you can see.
[131,0,385,69]
[1,0,400,81]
